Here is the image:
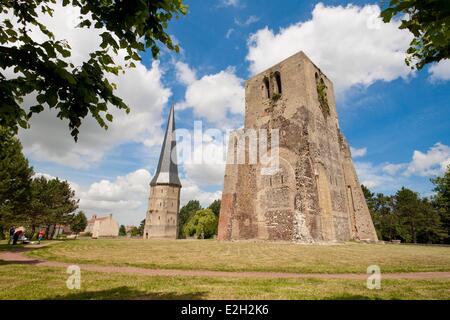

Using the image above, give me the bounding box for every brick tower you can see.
[144,105,182,239]
[218,51,378,243]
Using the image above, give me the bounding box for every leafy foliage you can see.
[315,75,330,118]
[182,209,218,239]
[208,199,221,217]
[431,165,450,242]
[70,210,87,236]
[178,200,202,238]
[0,127,33,236]
[0,0,187,140]
[363,184,448,243]
[380,0,450,69]
[119,225,126,237]
[28,175,79,239]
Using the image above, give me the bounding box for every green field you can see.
[1,239,450,300]
[26,238,450,273]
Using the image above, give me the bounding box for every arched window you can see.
[263,77,270,99]
[274,72,282,94]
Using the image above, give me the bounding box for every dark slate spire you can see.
[150,105,181,187]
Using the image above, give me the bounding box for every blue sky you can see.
[16,0,450,225]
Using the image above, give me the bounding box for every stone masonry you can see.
[218,51,378,243]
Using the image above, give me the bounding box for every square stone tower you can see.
[218,51,378,242]
[144,105,182,239]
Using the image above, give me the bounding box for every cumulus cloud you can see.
[7,2,171,168]
[355,162,401,191]
[61,168,222,225]
[180,179,222,209]
[429,59,450,82]
[175,61,197,86]
[350,147,367,158]
[181,133,227,187]
[405,143,450,177]
[382,163,406,176]
[176,65,245,123]
[246,3,413,93]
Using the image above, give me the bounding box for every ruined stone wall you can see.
[218,51,378,242]
[144,184,181,239]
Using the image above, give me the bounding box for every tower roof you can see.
[150,105,181,187]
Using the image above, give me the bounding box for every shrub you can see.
[182,209,218,239]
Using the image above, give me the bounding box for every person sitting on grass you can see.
[38,229,45,244]
[8,226,15,245]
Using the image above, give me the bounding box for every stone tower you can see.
[218,51,378,243]
[144,105,182,239]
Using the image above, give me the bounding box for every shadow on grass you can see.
[326,294,384,300]
[0,259,43,266]
[48,286,207,300]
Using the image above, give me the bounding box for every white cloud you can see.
[355,162,401,192]
[9,5,171,168]
[221,0,241,7]
[180,179,222,208]
[175,61,197,85]
[235,15,260,27]
[78,169,151,222]
[405,143,450,177]
[350,147,367,158]
[72,168,220,225]
[20,60,169,168]
[182,134,227,187]
[177,66,245,123]
[246,3,413,93]
[382,163,406,175]
[429,59,450,82]
[5,2,171,168]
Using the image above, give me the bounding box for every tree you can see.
[431,165,450,243]
[130,226,140,237]
[208,199,221,217]
[119,225,126,237]
[28,176,78,239]
[381,0,450,70]
[0,127,33,238]
[70,210,87,238]
[361,185,376,213]
[417,198,447,244]
[394,187,425,243]
[0,0,188,140]
[178,200,202,238]
[138,219,145,237]
[182,209,218,239]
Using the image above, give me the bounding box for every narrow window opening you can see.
[281,175,284,184]
[263,77,270,99]
[275,72,282,94]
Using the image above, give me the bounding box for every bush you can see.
[182,209,218,239]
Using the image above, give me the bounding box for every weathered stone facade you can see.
[218,51,378,243]
[144,184,181,239]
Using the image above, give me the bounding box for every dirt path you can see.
[1,249,450,280]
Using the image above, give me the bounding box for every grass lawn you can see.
[24,238,450,274]
[2,239,450,299]
[0,264,449,300]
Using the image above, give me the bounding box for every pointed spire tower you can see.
[144,105,182,239]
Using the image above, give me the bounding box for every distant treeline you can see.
[362,166,450,244]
